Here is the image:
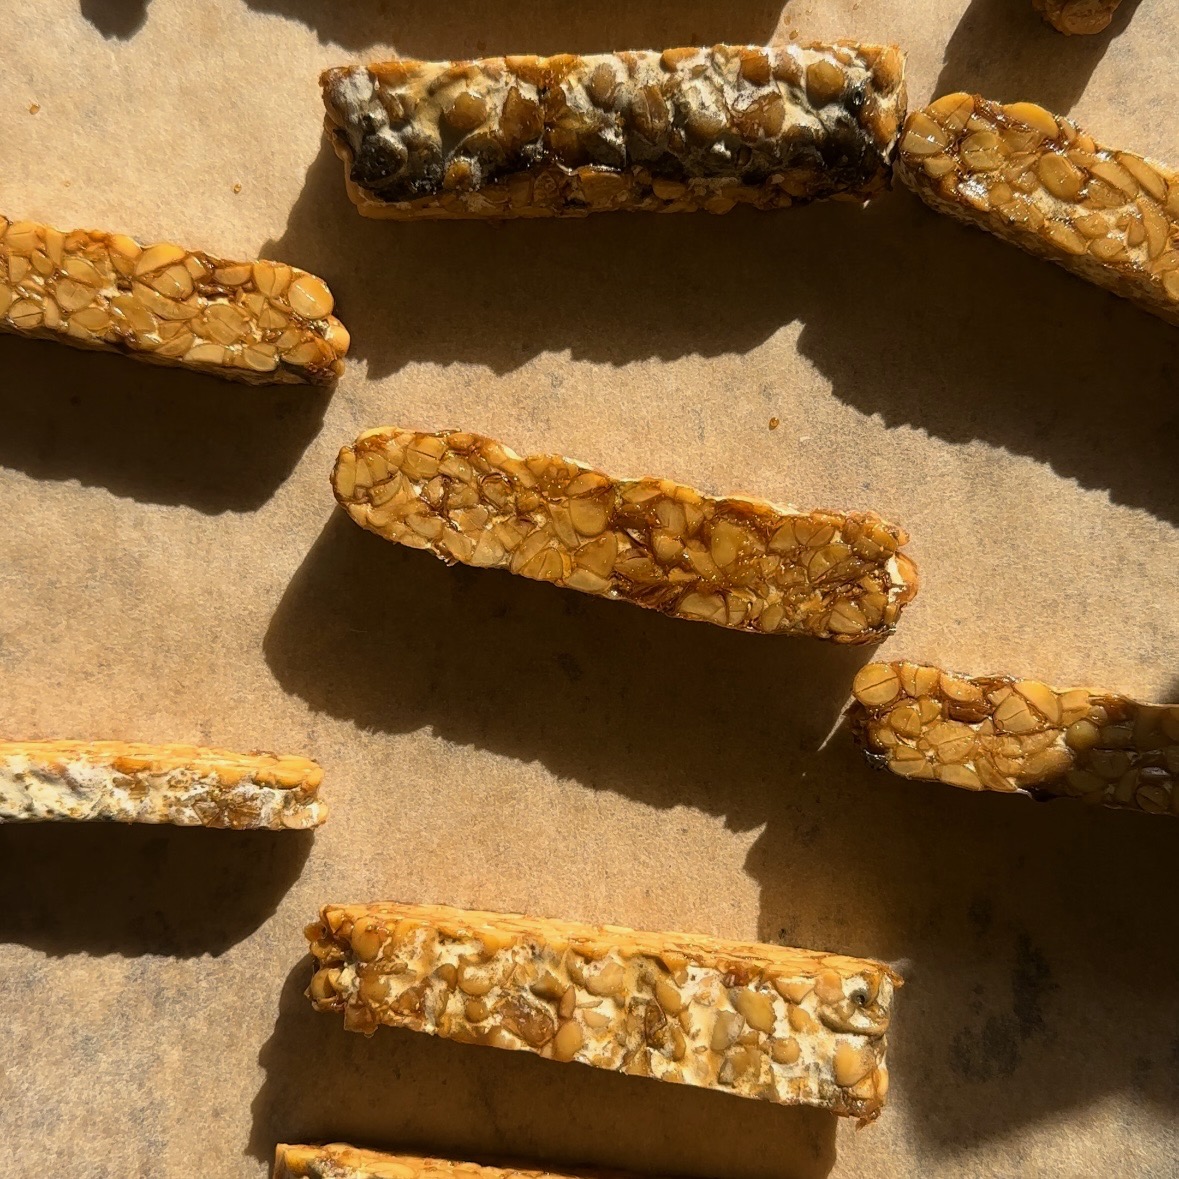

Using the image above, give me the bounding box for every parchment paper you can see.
[2,2,1177,1176]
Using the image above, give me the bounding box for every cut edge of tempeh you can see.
[897,93,1179,327]
[849,661,1179,816]
[332,427,919,645]
[0,739,326,828]
[274,1145,652,1179]
[1032,0,1123,34]
[319,42,906,220]
[0,216,350,384]
[305,902,900,1123]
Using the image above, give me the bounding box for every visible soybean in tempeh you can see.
[0,740,326,828]
[1033,0,1124,34]
[850,661,1179,816]
[320,43,907,219]
[332,428,918,644]
[306,902,900,1122]
[898,94,1179,327]
[0,216,349,383]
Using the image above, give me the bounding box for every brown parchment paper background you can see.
[2,1,1178,1176]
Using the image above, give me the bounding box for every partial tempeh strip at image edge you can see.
[274,1145,651,1179]
[321,42,906,220]
[897,94,1179,327]
[850,662,1179,816]
[332,428,918,644]
[0,740,326,827]
[0,217,350,383]
[1033,0,1124,34]
[306,902,899,1123]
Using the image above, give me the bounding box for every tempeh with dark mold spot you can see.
[321,43,906,219]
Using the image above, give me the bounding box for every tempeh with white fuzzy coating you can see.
[0,740,326,828]
[897,94,1179,326]
[306,902,899,1122]
[0,216,349,383]
[320,43,906,219]
[332,428,918,644]
[275,1145,645,1179]
[850,662,1179,815]
[1033,0,1124,34]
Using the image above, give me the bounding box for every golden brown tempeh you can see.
[898,94,1179,326]
[0,740,326,828]
[274,1146,643,1179]
[1033,0,1123,34]
[306,902,899,1122]
[0,217,349,383]
[332,428,918,644]
[320,43,906,219]
[850,662,1179,815]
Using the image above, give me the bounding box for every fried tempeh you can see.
[850,662,1179,816]
[275,1146,641,1179]
[898,94,1179,327]
[0,217,349,383]
[332,428,918,644]
[1033,0,1123,34]
[320,43,906,219]
[306,902,900,1122]
[0,740,326,827]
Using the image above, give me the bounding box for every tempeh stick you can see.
[305,902,900,1122]
[275,1146,642,1179]
[0,740,326,828]
[320,43,906,220]
[0,217,349,383]
[849,662,1179,816]
[332,428,918,644]
[897,94,1179,327]
[1033,0,1124,34]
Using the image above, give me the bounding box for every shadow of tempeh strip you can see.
[305,903,899,1123]
[897,94,1179,326]
[320,43,906,219]
[0,740,326,827]
[1033,0,1124,34]
[850,662,1179,815]
[0,217,350,383]
[332,428,918,644]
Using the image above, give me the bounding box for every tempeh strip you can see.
[1033,0,1124,34]
[0,217,349,383]
[320,42,906,220]
[275,1146,644,1179]
[849,662,1179,815]
[897,94,1179,327]
[332,428,918,644]
[306,902,899,1122]
[0,740,326,828]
